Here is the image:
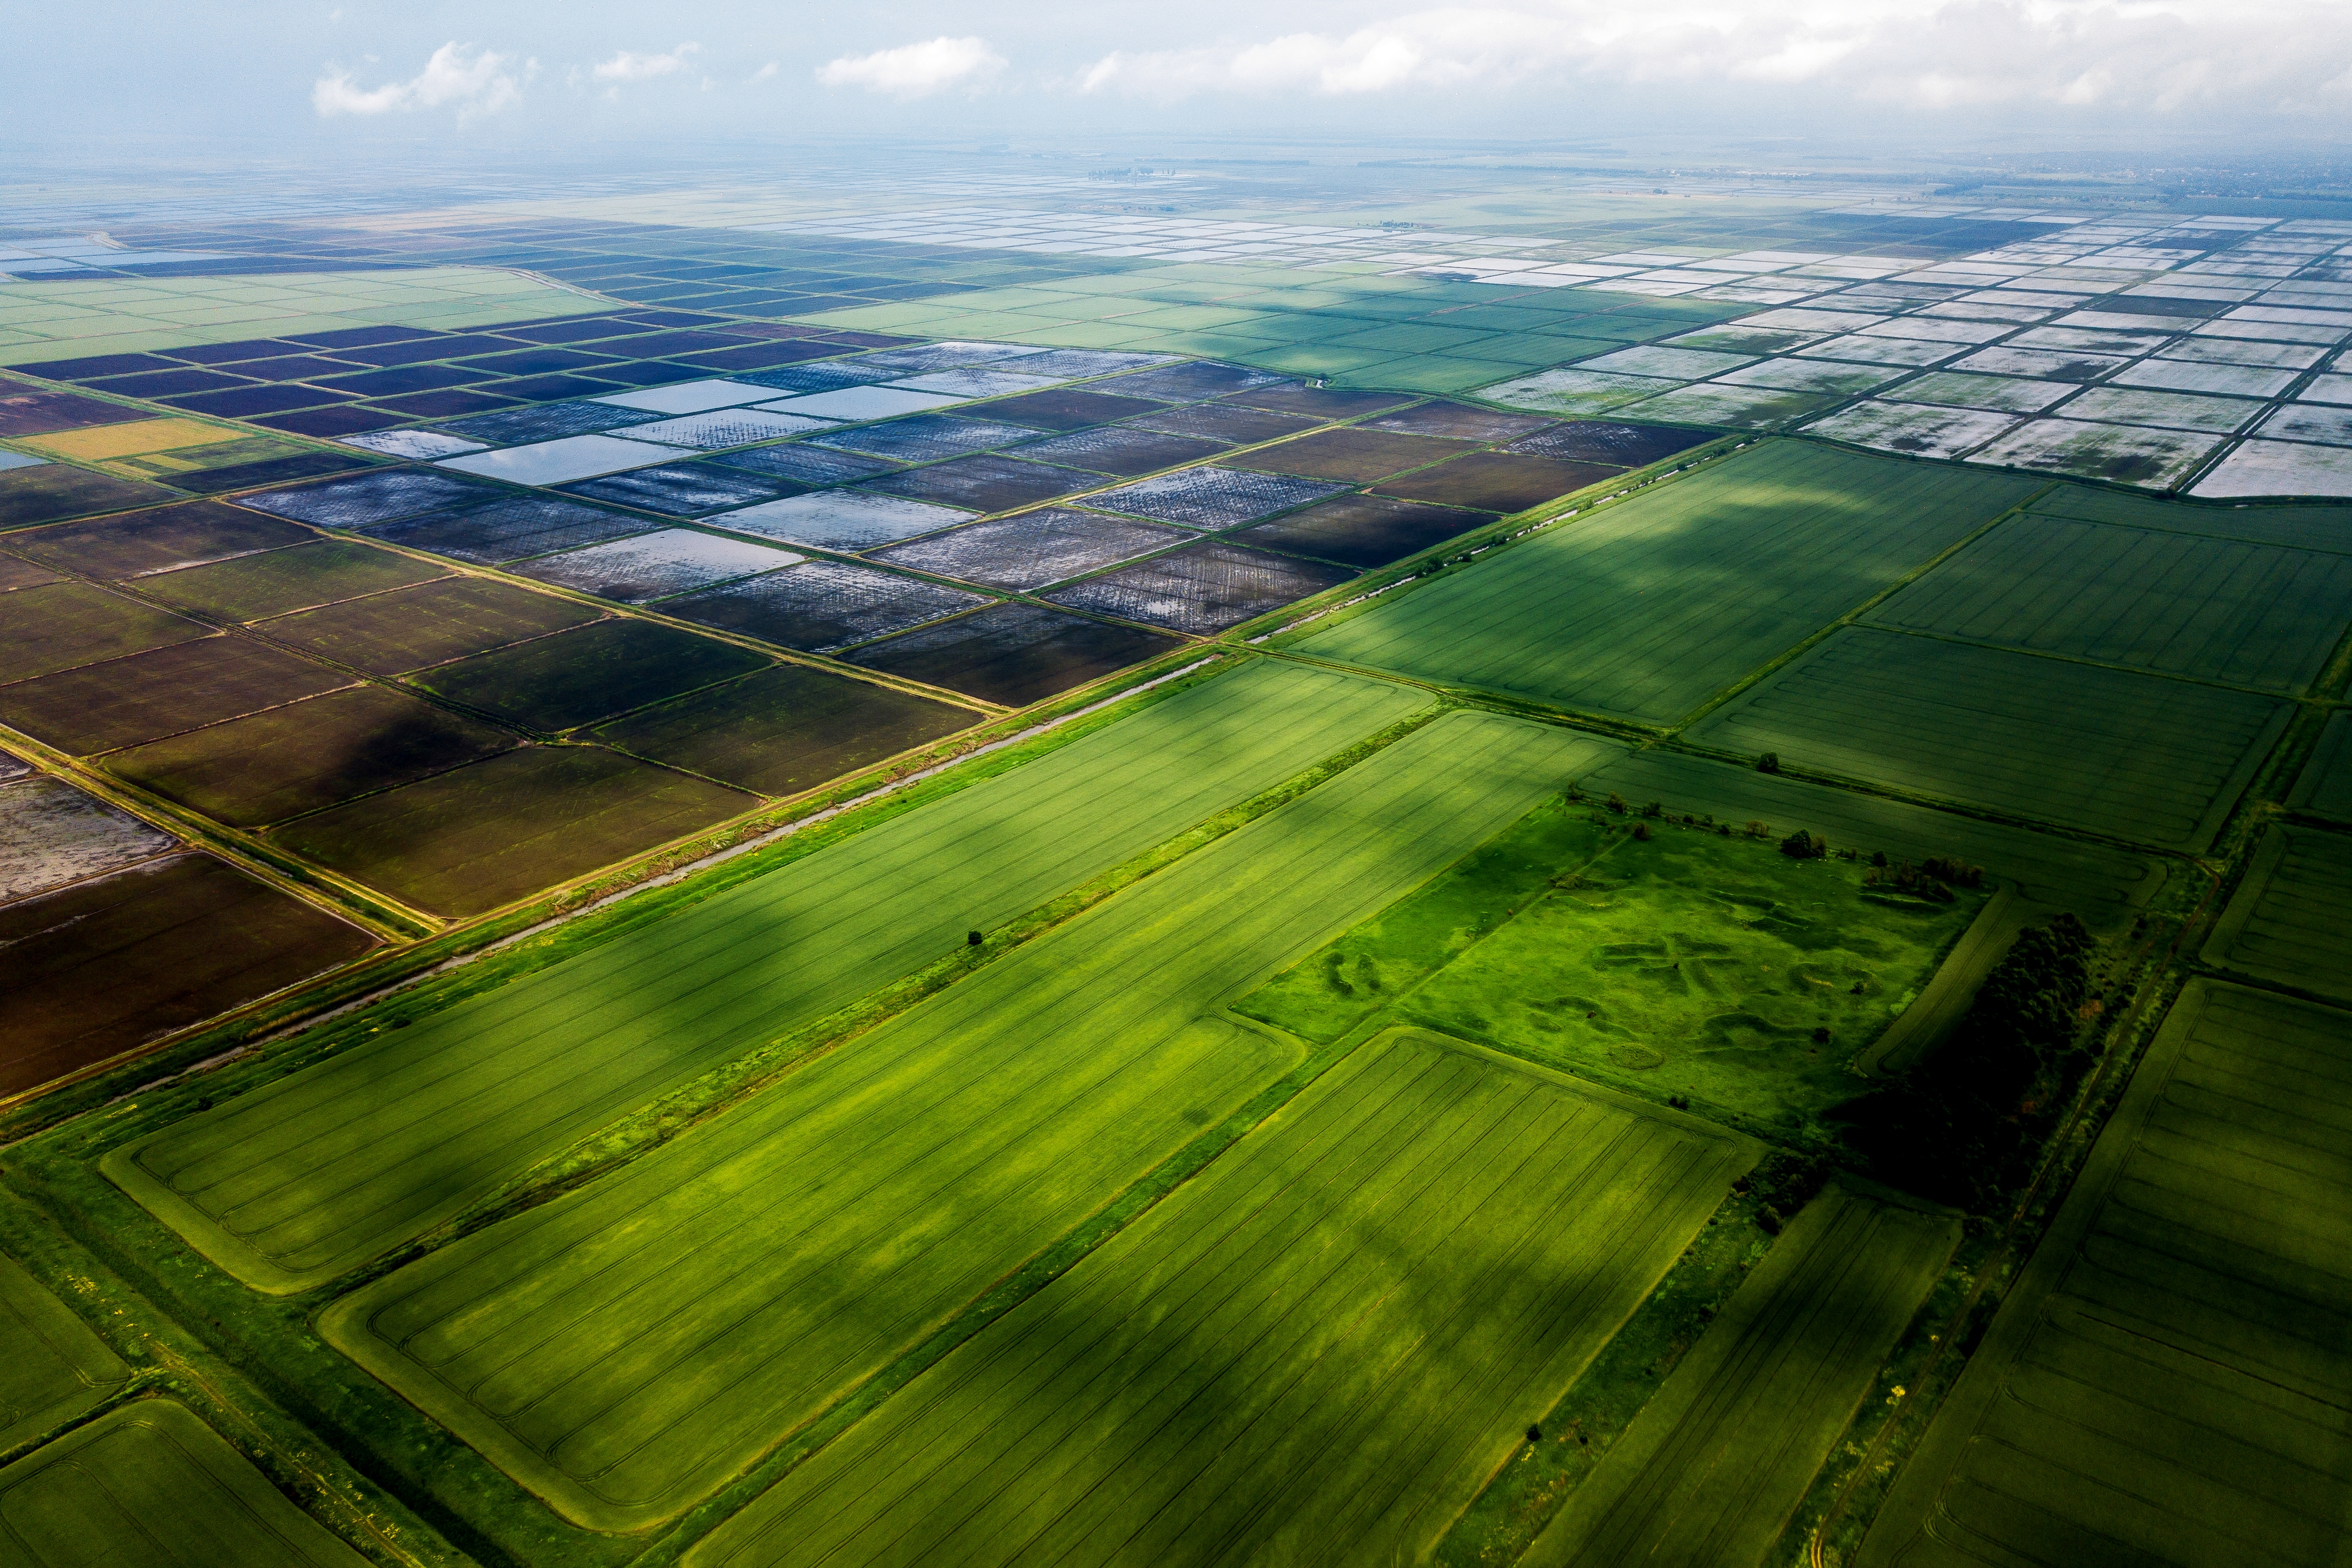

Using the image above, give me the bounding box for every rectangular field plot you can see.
[1044,541,1354,634]
[1525,1187,1958,1568]
[690,1029,1754,1568]
[106,685,516,828]
[0,635,352,755]
[1230,493,1493,569]
[1970,418,2224,490]
[363,496,655,565]
[0,1399,368,1567]
[664,560,987,653]
[140,539,447,622]
[318,711,1606,1528]
[7,498,312,577]
[116,663,1426,1293]
[711,492,971,552]
[2201,824,2352,1004]
[0,466,176,529]
[593,663,978,795]
[846,603,1181,706]
[256,576,599,675]
[1685,629,2291,851]
[2023,484,2352,554]
[270,745,753,917]
[409,619,768,732]
[0,776,174,900]
[1373,451,1618,512]
[1,854,374,1098]
[1088,466,1347,529]
[0,1251,129,1453]
[1859,982,2352,1568]
[868,507,1189,590]
[0,581,209,681]
[1299,443,2036,724]
[1235,427,1477,482]
[1862,513,2352,692]
[511,529,801,605]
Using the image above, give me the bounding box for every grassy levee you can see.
[1581,750,2168,919]
[108,661,1427,1295]
[1291,442,2036,725]
[1860,510,2352,695]
[1682,628,2293,853]
[1857,981,2352,1568]
[0,1252,129,1454]
[0,1398,369,1566]
[321,710,1611,1531]
[1522,1184,1958,1568]
[686,1028,1756,1568]
[2201,823,2352,1006]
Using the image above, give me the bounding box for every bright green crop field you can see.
[323,710,1614,1529]
[0,1400,368,1567]
[687,1028,1756,1568]
[1291,442,2038,724]
[110,660,1429,1293]
[1242,805,1985,1145]
[1685,627,2294,851]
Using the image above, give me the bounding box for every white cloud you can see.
[590,42,700,83]
[1074,1,2352,117]
[819,36,1005,97]
[749,61,780,83]
[313,41,523,118]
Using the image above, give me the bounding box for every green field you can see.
[1859,982,2352,1568]
[2201,823,2352,1005]
[321,709,1609,1529]
[688,1028,1754,1568]
[1244,809,1984,1144]
[1294,443,2036,724]
[1685,628,2293,851]
[113,661,1428,1292]
[1525,1184,1958,1568]
[0,1399,368,1566]
[1863,511,2352,693]
[0,1252,128,1453]
[1581,748,2165,917]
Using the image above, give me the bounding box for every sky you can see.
[7,1,2350,160]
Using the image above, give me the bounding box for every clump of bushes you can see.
[1780,829,1827,860]
[1756,752,1780,774]
[1843,914,2100,1210]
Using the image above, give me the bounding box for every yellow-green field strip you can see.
[0,1252,128,1454]
[109,661,1427,1293]
[1859,981,2352,1568]
[1525,1184,1958,1568]
[322,709,1617,1531]
[688,1028,1755,1568]
[0,1399,367,1566]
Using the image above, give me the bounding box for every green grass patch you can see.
[1245,808,1986,1148]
